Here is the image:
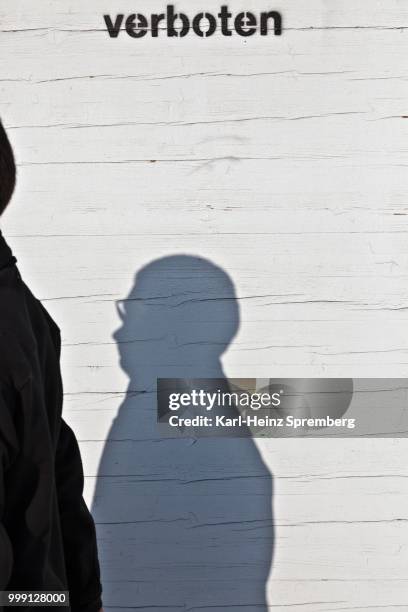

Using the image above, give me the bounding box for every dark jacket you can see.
[0,232,102,611]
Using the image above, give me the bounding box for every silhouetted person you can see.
[93,255,274,610]
[0,121,103,611]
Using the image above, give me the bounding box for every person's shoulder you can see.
[0,328,33,390]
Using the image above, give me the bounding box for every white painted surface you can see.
[1,1,408,610]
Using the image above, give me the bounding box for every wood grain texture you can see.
[1,1,407,610]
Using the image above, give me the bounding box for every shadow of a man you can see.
[92,255,274,611]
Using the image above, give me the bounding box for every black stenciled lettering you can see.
[125,13,148,38]
[260,11,282,35]
[104,7,284,39]
[235,11,257,36]
[218,5,232,36]
[104,14,124,38]
[167,5,190,37]
[178,14,190,37]
[151,13,166,37]
[192,12,217,37]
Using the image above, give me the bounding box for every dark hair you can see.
[0,122,16,215]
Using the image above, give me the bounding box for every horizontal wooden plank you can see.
[99,579,408,611]
[4,116,408,165]
[1,33,406,125]
[3,164,408,241]
[0,0,408,31]
[76,434,408,478]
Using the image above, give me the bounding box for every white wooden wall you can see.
[1,1,408,609]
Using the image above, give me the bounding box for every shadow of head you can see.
[113,255,240,382]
